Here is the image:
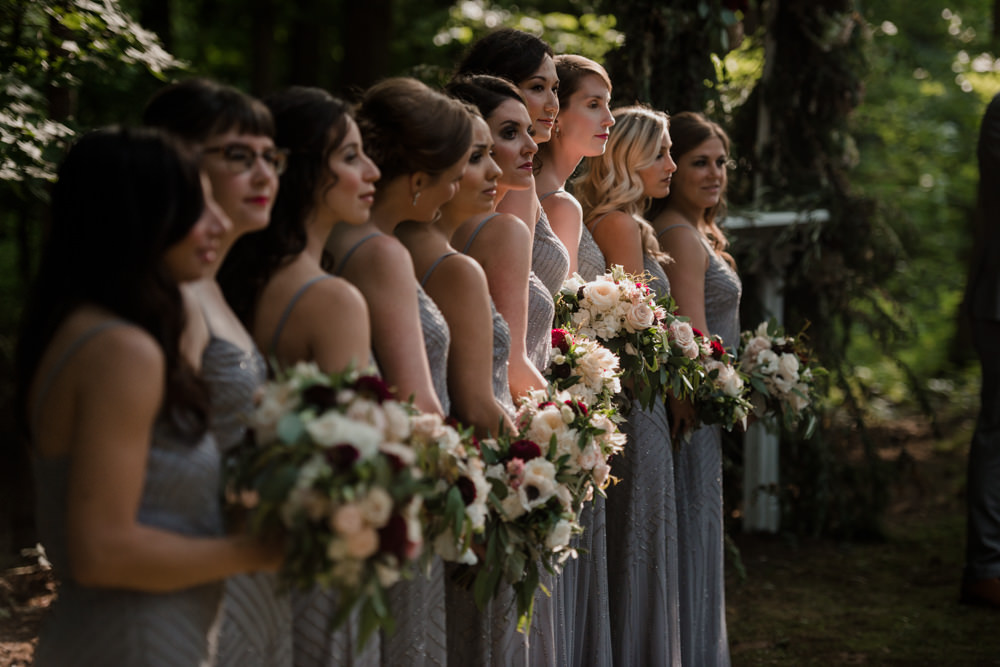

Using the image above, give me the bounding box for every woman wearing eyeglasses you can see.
[143,78,298,667]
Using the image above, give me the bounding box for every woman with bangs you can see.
[216,85,382,666]
[575,105,683,666]
[17,126,280,667]
[325,76,474,667]
[649,111,741,667]
[144,78,298,666]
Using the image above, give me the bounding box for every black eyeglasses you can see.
[203,143,290,175]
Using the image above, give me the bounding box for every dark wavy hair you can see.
[446,74,527,122]
[15,126,209,439]
[142,77,274,143]
[217,86,352,328]
[356,77,473,186]
[456,27,554,85]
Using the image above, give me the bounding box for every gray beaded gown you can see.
[289,272,382,667]
[560,220,615,667]
[32,322,226,667]
[202,329,293,667]
[663,226,741,667]
[376,272,451,667]
[603,251,682,667]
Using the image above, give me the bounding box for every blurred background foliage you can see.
[2,0,997,552]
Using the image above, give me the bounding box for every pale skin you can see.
[536,72,615,277]
[395,116,515,437]
[253,118,377,374]
[326,137,465,416]
[27,209,280,592]
[496,54,560,235]
[451,99,547,402]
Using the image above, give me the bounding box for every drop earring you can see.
[412,191,421,207]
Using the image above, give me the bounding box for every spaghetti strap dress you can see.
[589,215,682,667]
[202,316,293,667]
[32,321,227,667]
[659,224,741,667]
[278,275,382,667]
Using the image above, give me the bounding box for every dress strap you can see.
[421,252,458,288]
[656,223,694,240]
[460,213,501,253]
[270,275,334,359]
[657,222,714,254]
[332,232,380,276]
[31,319,127,435]
[586,211,612,234]
[538,188,564,202]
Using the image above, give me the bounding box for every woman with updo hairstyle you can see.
[575,105,683,666]
[457,29,571,367]
[216,85,380,667]
[325,76,472,667]
[144,77,295,667]
[649,111,740,667]
[16,127,281,666]
[446,73,560,667]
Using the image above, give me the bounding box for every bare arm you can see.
[657,225,710,334]
[463,214,547,400]
[65,327,279,592]
[590,212,646,276]
[542,192,582,277]
[425,255,514,438]
[342,235,444,415]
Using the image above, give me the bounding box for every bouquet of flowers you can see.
[689,329,753,432]
[737,320,825,437]
[555,266,677,409]
[225,362,428,645]
[470,421,585,632]
[547,327,622,411]
[406,413,491,566]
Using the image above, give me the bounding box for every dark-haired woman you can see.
[447,73,558,667]
[16,127,282,667]
[649,111,741,667]
[144,77,295,667]
[326,76,473,667]
[216,85,380,666]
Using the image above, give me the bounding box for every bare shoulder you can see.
[657,222,705,255]
[477,213,531,247]
[543,191,583,219]
[73,321,165,394]
[432,252,489,290]
[303,275,368,316]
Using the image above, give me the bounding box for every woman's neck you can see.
[302,209,336,265]
[536,143,582,195]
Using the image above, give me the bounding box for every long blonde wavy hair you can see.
[573,105,671,264]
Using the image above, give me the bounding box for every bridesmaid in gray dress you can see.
[650,112,741,667]
[576,106,684,667]
[217,87,381,666]
[19,128,281,666]
[144,77,294,667]
[327,78,474,667]
[536,55,617,666]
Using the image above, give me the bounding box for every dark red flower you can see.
[378,513,420,562]
[565,399,588,416]
[550,363,572,381]
[457,476,477,505]
[302,384,339,410]
[353,375,395,403]
[509,439,542,461]
[710,340,725,360]
[325,443,359,468]
[551,328,571,353]
[692,327,705,338]
[538,401,556,409]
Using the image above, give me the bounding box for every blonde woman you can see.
[575,105,682,666]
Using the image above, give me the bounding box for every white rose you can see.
[545,519,573,550]
[500,492,527,520]
[519,458,557,509]
[777,352,800,381]
[668,321,700,359]
[378,441,418,469]
[305,411,381,458]
[716,364,744,398]
[742,335,772,369]
[756,349,779,375]
[788,385,811,412]
[561,272,587,294]
[585,278,620,312]
[382,401,412,441]
[624,302,655,332]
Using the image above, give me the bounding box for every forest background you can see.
[1,0,999,557]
